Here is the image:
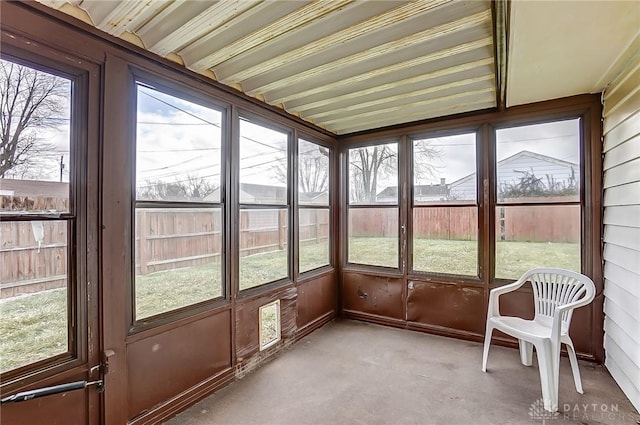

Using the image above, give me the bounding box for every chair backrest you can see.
[524,268,596,330]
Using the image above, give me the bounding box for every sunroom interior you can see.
[0,1,639,424]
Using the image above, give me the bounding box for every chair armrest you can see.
[487,277,529,318]
[550,295,595,342]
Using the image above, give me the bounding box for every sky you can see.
[7,59,580,199]
[414,118,580,187]
[136,84,223,200]
[1,59,72,183]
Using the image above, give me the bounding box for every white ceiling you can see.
[507,0,640,107]
[34,0,639,134]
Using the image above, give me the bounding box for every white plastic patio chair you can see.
[481,268,596,412]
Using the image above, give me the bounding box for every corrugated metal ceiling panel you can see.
[36,0,497,134]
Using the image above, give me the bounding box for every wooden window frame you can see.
[236,111,293,297]
[339,96,603,293]
[0,49,92,386]
[129,69,229,333]
[344,139,402,273]
[408,128,483,281]
[490,115,586,284]
[296,136,333,277]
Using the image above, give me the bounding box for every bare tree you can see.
[349,142,440,203]
[0,59,69,178]
[273,144,329,193]
[137,175,216,201]
[349,145,395,203]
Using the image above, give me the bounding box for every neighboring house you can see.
[449,150,578,201]
[0,178,69,198]
[299,191,329,205]
[376,180,450,203]
[207,182,288,204]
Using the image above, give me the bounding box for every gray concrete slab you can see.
[166,319,640,425]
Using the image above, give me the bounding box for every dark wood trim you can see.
[495,201,581,207]
[127,300,231,339]
[236,280,296,302]
[339,95,599,142]
[342,310,406,329]
[292,128,300,281]
[0,40,101,425]
[128,368,236,425]
[294,312,337,341]
[296,268,335,285]
[101,52,132,425]
[586,103,605,362]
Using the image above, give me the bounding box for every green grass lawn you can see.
[0,238,578,372]
[350,237,580,278]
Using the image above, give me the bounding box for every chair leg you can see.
[564,338,583,394]
[535,342,558,412]
[482,323,494,372]
[519,340,533,366]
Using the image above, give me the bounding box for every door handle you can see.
[0,380,103,404]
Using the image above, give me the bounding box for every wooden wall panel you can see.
[297,273,337,328]
[1,375,87,425]
[406,280,485,335]
[127,311,232,420]
[235,286,298,362]
[342,272,404,319]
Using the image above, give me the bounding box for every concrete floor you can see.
[166,320,640,425]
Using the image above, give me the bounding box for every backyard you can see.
[0,238,579,372]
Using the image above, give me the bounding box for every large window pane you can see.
[136,84,222,203]
[239,119,288,205]
[0,221,68,372]
[0,59,71,213]
[495,205,581,279]
[348,208,398,268]
[496,119,580,203]
[135,208,222,319]
[414,133,477,204]
[240,208,288,289]
[298,139,329,206]
[413,207,477,276]
[349,143,397,205]
[299,208,330,273]
[0,59,73,374]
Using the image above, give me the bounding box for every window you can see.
[134,82,223,320]
[411,133,478,276]
[495,119,581,279]
[298,138,330,273]
[347,143,398,269]
[0,58,73,372]
[239,118,289,290]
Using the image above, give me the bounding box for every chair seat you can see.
[482,268,596,412]
[489,316,567,340]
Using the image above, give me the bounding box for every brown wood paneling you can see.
[297,273,337,329]
[407,280,485,334]
[342,272,404,319]
[568,304,595,357]
[1,374,87,425]
[127,310,232,420]
[235,286,298,362]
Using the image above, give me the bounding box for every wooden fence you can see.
[350,201,579,243]
[2,194,576,298]
[135,208,330,275]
